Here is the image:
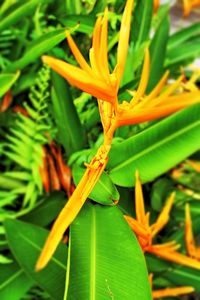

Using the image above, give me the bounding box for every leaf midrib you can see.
[90,206,96,300]
[0,269,23,289]
[110,118,200,173]
[19,232,66,270]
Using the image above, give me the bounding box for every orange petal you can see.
[124,215,149,239]
[56,148,72,197]
[153,286,194,298]
[0,90,12,112]
[138,70,169,108]
[116,93,200,127]
[151,192,175,237]
[42,55,115,102]
[90,17,102,79]
[152,241,181,252]
[66,31,93,75]
[145,75,184,108]
[115,0,134,85]
[185,203,197,258]
[131,48,150,105]
[149,273,153,289]
[150,247,200,270]
[99,8,111,83]
[36,145,110,271]
[39,147,50,193]
[153,0,160,13]
[187,159,200,173]
[47,153,61,191]
[183,0,191,17]
[135,170,147,226]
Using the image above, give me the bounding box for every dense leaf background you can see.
[1,0,200,299]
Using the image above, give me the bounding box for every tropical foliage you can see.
[1,0,200,299]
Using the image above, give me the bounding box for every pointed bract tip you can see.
[135,169,139,178]
[35,256,46,272]
[66,30,70,38]
[42,55,49,64]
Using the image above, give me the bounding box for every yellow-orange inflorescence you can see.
[183,0,200,17]
[36,0,200,271]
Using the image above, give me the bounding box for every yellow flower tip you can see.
[35,252,47,272]
[42,55,51,65]
[135,169,141,181]
[153,286,194,298]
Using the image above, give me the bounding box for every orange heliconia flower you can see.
[149,274,194,299]
[152,286,194,298]
[183,0,200,17]
[36,0,200,271]
[42,0,134,104]
[36,0,134,271]
[154,0,160,13]
[125,171,200,270]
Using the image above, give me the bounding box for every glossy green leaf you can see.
[108,104,200,187]
[20,191,66,226]
[65,0,82,14]
[5,29,66,72]
[167,22,200,51]
[72,164,119,205]
[0,71,20,98]
[60,15,95,34]
[165,39,200,69]
[147,15,169,92]
[0,261,34,300]
[0,0,50,32]
[132,0,153,47]
[51,71,84,156]
[65,202,152,300]
[146,254,200,293]
[164,266,200,293]
[4,219,67,300]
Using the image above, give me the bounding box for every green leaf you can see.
[164,266,200,293]
[0,0,50,32]
[4,219,67,300]
[20,191,66,226]
[131,0,153,47]
[66,202,152,300]
[108,104,200,187]
[167,22,200,51]
[72,164,119,205]
[165,39,200,69]
[60,15,95,34]
[51,71,85,156]
[0,71,20,98]
[65,0,82,14]
[5,29,67,72]
[147,15,169,92]
[0,261,34,300]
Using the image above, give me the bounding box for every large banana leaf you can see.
[65,202,152,300]
[4,219,67,300]
[0,261,34,300]
[108,104,200,187]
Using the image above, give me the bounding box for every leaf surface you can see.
[4,219,67,300]
[66,202,152,300]
[108,104,200,187]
